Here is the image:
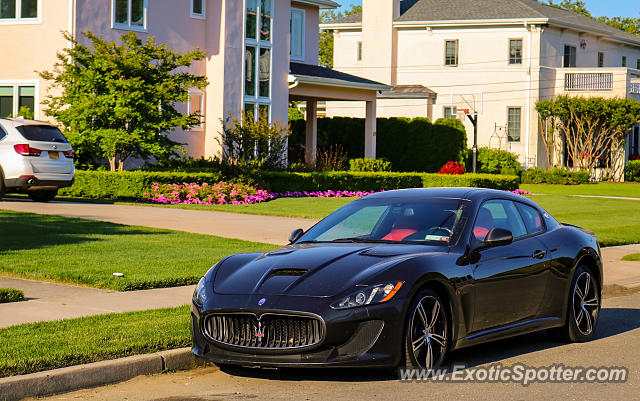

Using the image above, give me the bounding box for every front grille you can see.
[203,313,324,350]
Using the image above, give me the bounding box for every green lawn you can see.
[622,253,640,261]
[0,210,275,291]
[522,183,640,198]
[0,306,190,377]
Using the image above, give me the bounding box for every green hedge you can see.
[257,171,519,192]
[0,288,24,304]
[60,170,224,199]
[625,160,640,182]
[289,117,466,172]
[349,158,392,172]
[521,168,590,185]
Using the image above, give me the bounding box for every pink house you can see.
[0,0,388,165]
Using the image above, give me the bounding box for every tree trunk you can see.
[108,157,116,172]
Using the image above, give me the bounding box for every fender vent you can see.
[269,268,308,277]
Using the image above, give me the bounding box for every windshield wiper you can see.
[331,237,398,244]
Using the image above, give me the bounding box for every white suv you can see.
[0,118,75,202]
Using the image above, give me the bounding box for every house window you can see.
[113,0,146,31]
[637,59,640,70]
[0,0,39,22]
[187,90,204,129]
[290,8,305,61]
[244,0,272,120]
[190,0,205,19]
[598,52,604,67]
[509,39,523,65]
[507,107,521,142]
[443,106,457,119]
[622,56,627,67]
[0,84,36,118]
[445,40,458,66]
[357,41,363,62]
[563,45,576,68]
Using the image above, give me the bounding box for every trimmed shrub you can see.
[256,171,519,192]
[521,168,589,185]
[625,160,640,182]
[349,158,392,172]
[0,288,24,304]
[475,147,522,176]
[60,170,224,199]
[289,117,466,172]
[438,161,465,175]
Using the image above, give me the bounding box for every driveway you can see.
[30,291,640,401]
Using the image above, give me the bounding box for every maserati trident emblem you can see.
[258,298,266,306]
[255,321,265,338]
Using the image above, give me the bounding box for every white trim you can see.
[291,75,391,91]
[0,80,40,120]
[111,0,148,32]
[0,0,42,25]
[190,0,206,20]
[290,8,305,62]
[292,0,338,9]
[187,89,205,130]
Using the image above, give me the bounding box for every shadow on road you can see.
[218,306,640,382]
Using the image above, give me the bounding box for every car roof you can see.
[365,187,529,203]
[0,118,55,129]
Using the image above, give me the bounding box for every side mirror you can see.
[484,228,514,248]
[289,228,304,243]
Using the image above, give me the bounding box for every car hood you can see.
[213,243,445,297]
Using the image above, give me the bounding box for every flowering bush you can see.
[438,161,465,175]
[629,154,640,161]
[144,182,274,205]
[144,182,377,205]
[509,189,532,195]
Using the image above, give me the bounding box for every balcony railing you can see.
[631,83,640,94]
[564,73,613,91]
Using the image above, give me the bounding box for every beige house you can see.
[323,0,640,168]
[0,0,388,166]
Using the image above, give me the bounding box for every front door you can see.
[469,199,549,333]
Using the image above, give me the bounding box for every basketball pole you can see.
[466,112,478,173]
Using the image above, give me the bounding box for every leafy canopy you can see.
[546,1,640,37]
[40,31,208,171]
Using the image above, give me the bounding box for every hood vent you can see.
[269,268,308,277]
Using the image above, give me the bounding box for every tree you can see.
[40,31,208,171]
[547,1,640,38]
[536,96,640,180]
[319,5,362,68]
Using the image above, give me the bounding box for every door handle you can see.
[532,250,546,259]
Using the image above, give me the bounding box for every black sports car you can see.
[191,188,602,371]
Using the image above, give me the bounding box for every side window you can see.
[0,124,7,141]
[473,199,527,241]
[516,202,544,235]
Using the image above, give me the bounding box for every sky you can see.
[335,0,640,18]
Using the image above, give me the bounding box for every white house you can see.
[322,0,640,168]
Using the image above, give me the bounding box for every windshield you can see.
[16,125,68,143]
[297,197,467,245]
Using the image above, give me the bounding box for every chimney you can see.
[361,0,400,85]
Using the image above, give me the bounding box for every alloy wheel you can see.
[409,295,447,370]
[572,271,599,336]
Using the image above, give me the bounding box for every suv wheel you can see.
[28,189,58,203]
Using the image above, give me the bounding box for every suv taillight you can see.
[14,144,42,157]
[62,149,74,158]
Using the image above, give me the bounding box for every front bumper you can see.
[190,293,406,368]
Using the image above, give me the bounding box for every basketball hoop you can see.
[456,108,470,119]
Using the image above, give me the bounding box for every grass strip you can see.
[0,288,24,303]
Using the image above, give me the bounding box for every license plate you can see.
[49,151,59,159]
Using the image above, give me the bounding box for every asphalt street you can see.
[31,292,640,401]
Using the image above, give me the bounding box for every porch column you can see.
[364,100,377,159]
[305,100,318,167]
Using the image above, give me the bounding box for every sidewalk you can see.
[0,276,194,328]
[0,199,316,246]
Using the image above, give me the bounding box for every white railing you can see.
[630,83,640,94]
[564,73,613,91]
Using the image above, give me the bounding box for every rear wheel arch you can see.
[576,250,602,293]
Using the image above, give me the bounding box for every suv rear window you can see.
[16,125,68,143]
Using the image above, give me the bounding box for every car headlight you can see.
[331,282,403,310]
[193,277,207,305]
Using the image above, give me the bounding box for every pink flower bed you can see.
[509,189,532,195]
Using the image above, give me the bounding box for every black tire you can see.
[403,288,450,372]
[551,265,600,342]
[28,189,58,203]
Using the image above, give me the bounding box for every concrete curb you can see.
[0,347,212,401]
